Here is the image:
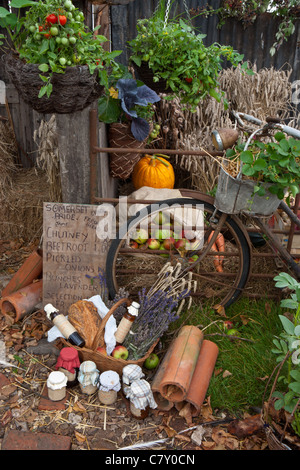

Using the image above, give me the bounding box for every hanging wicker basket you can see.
[134,62,171,95]
[108,122,145,179]
[90,0,135,4]
[4,54,104,114]
[60,298,159,375]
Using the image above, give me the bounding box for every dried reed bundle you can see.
[0,120,18,198]
[34,115,62,202]
[0,168,51,242]
[155,64,298,194]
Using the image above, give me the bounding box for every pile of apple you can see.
[96,345,160,369]
[128,212,202,263]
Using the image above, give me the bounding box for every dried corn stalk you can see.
[154,64,299,194]
[34,114,62,202]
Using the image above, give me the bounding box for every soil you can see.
[0,239,277,451]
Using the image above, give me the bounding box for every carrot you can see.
[208,231,224,272]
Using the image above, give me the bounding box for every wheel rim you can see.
[106,198,251,309]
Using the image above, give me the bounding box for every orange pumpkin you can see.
[132,154,175,190]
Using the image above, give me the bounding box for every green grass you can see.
[169,296,284,415]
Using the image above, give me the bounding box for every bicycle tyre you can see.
[106,197,251,309]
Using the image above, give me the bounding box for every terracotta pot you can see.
[1,249,42,297]
[159,326,204,403]
[0,280,43,322]
[175,340,219,416]
[151,346,174,411]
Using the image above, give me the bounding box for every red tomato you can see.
[46,14,57,24]
[58,15,67,26]
[185,77,193,83]
[44,33,51,39]
[39,25,44,32]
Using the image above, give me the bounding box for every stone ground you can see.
[0,239,273,451]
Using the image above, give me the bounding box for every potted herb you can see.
[263,272,300,450]
[214,130,300,216]
[0,0,122,113]
[98,73,161,179]
[128,0,248,110]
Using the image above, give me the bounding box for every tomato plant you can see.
[0,0,122,99]
[129,0,253,110]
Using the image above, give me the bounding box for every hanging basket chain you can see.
[163,0,192,29]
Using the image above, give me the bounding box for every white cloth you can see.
[98,370,121,392]
[124,379,157,410]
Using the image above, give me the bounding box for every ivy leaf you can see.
[240,150,253,164]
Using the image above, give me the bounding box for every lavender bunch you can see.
[123,287,190,359]
[85,268,109,304]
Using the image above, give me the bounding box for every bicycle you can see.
[105,112,300,309]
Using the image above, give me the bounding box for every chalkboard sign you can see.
[42,202,112,312]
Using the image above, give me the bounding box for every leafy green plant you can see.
[225,132,300,202]
[128,0,250,110]
[271,272,300,429]
[98,77,160,141]
[0,0,122,98]
[196,0,299,56]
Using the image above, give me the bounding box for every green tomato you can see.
[142,54,150,62]
[50,26,59,36]
[75,15,81,21]
[59,57,67,66]
[64,0,72,9]
[199,52,206,60]
[69,36,76,44]
[56,37,61,44]
[29,25,36,33]
[67,60,72,66]
[61,37,69,46]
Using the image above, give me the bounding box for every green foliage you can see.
[271,273,300,431]
[0,0,122,98]
[128,2,252,111]
[200,0,299,56]
[226,132,300,202]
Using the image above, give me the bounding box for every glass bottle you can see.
[114,301,140,344]
[44,303,85,348]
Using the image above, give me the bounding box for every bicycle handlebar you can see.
[232,111,300,139]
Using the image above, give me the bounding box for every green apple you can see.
[131,228,148,244]
[226,329,241,337]
[144,353,160,370]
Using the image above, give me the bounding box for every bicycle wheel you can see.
[106,197,251,309]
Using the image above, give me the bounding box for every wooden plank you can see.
[42,201,112,312]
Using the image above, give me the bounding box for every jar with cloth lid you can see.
[78,361,99,395]
[125,379,157,419]
[122,364,144,394]
[97,370,121,405]
[55,347,80,387]
[47,371,68,401]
